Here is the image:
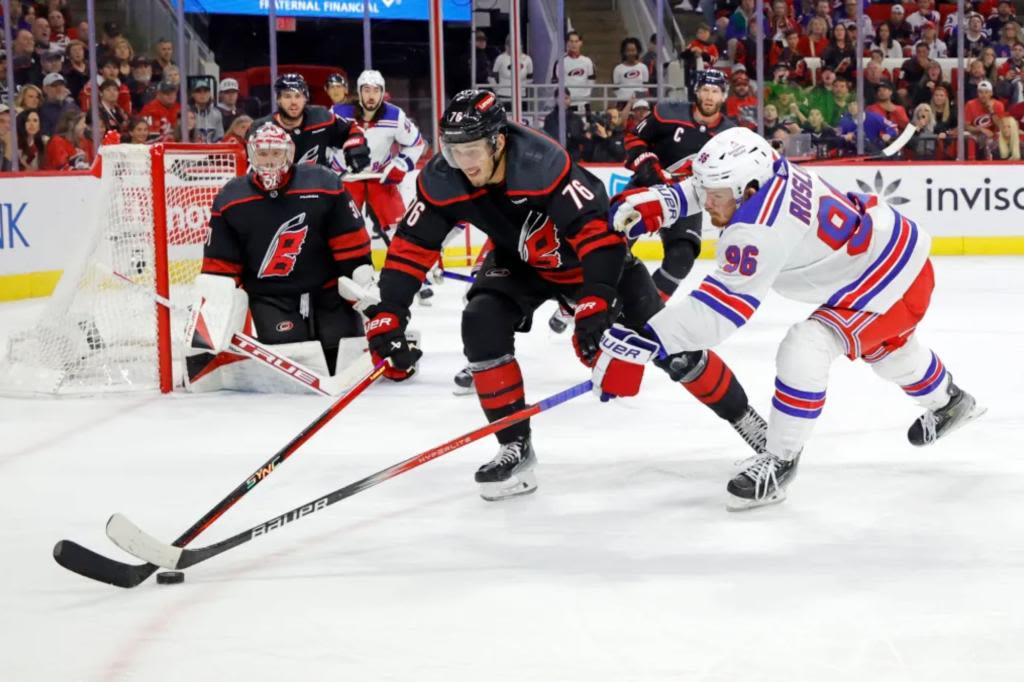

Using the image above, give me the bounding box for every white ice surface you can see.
[1,257,1022,682]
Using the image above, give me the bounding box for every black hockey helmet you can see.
[325,72,348,89]
[439,89,507,146]
[274,72,309,98]
[695,68,728,94]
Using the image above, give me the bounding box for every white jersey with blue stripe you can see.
[329,101,425,175]
[647,156,932,354]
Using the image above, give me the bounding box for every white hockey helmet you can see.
[357,69,386,92]
[692,127,777,203]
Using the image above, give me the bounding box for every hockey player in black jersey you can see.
[360,90,766,501]
[623,69,734,300]
[251,73,371,171]
[187,122,374,392]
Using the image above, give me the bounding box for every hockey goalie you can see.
[186,122,388,392]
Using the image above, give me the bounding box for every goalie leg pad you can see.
[188,274,249,353]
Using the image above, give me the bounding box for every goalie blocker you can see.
[188,122,377,392]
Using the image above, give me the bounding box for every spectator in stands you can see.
[682,23,720,71]
[804,66,842,126]
[871,22,905,60]
[113,38,134,82]
[901,42,934,90]
[762,104,799,138]
[640,33,659,82]
[930,83,958,137]
[831,77,853,120]
[16,109,46,170]
[74,20,88,42]
[769,0,797,41]
[996,114,1021,159]
[39,49,63,82]
[15,84,43,114]
[0,103,13,171]
[79,56,131,114]
[162,64,181,88]
[31,16,51,55]
[919,23,948,58]
[965,79,1005,157]
[47,9,69,52]
[221,114,253,146]
[542,89,586,159]
[868,48,895,82]
[911,60,946,106]
[726,70,758,128]
[862,61,885,104]
[140,80,180,141]
[474,30,493,86]
[624,98,650,133]
[993,21,1022,58]
[770,28,802,71]
[175,108,197,143]
[867,81,910,131]
[217,78,247,129]
[979,46,1000,82]
[906,0,941,41]
[127,56,156,111]
[151,38,175,83]
[997,42,1024,102]
[766,63,803,109]
[839,100,897,152]
[887,4,914,44]
[97,79,127,135]
[726,0,761,62]
[613,37,648,104]
[835,0,875,43]
[802,109,839,155]
[63,39,88,101]
[964,58,989,101]
[799,17,831,59]
[44,108,92,168]
[952,13,990,58]
[126,116,149,144]
[551,31,595,112]
[39,72,76,137]
[800,0,833,31]
[822,22,857,80]
[583,106,626,162]
[13,28,40,86]
[190,80,223,143]
[98,21,121,62]
[736,20,772,82]
[491,35,535,110]
[987,0,1017,38]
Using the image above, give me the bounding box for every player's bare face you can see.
[695,86,724,118]
[444,139,496,186]
[360,85,383,112]
[703,187,737,227]
[278,91,306,122]
[327,84,347,104]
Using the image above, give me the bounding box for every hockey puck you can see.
[156,571,185,585]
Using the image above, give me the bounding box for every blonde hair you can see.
[998,116,1021,160]
[15,84,43,112]
[912,103,935,134]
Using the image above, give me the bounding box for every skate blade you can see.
[452,385,475,396]
[913,404,989,447]
[479,470,538,502]
[726,488,787,512]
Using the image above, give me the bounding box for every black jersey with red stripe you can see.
[252,105,357,168]
[203,164,370,296]
[380,123,626,309]
[624,102,735,181]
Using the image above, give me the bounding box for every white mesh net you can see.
[0,144,243,395]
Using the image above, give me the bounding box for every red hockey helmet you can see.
[247,122,295,191]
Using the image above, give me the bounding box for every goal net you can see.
[0,143,246,395]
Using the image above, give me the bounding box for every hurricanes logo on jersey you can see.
[258,213,309,278]
[518,210,563,270]
[296,146,320,165]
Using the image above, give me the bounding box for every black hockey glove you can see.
[343,131,371,173]
[630,151,671,188]
[364,303,422,381]
[572,283,620,367]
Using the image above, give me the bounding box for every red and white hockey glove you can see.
[381,155,414,185]
[592,325,660,402]
[572,285,619,368]
[609,183,688,239]
[364,303,421,381]
[629,151,674,187]
[343,130,371,173]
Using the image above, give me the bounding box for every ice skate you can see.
[417,285,435,307]
[726,451,800,511]
[547,306,573,334]
[731,405,767,454]
[453,365,474,395]
[908,380,986,446]
[475,437,537,501]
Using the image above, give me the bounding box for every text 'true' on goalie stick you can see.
[101,263,361,396]
[52,357,389,588]
[106,380,593,573]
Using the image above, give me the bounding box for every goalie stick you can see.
[102,264,359,396]
[52,358,389,588]
[106,380,593,572]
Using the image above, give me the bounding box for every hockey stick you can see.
[106,380,593,571]
[52,358,389,588]
[102,264,360,396]
[342,171,384,182]
[433,270,475,285]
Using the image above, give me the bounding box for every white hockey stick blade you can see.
[343,172,384,182]
[880,124,917,157]
[106,513,183,569]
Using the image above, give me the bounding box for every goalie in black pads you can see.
[187,122,377,392]
[365,90,767,501]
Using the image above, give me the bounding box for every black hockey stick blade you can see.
[53,540,157,589]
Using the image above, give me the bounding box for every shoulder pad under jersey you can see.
[504,123,571,196]
[214,175,260,210]
[302,105,336,131]
[652,101,694,126]
[417,155,480,207]
[378,102,402,122]
[332,103,357,120]
[288,164,343,192]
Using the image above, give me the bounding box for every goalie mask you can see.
[247,122,295,191]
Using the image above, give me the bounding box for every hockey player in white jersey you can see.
[595,127,984,510]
